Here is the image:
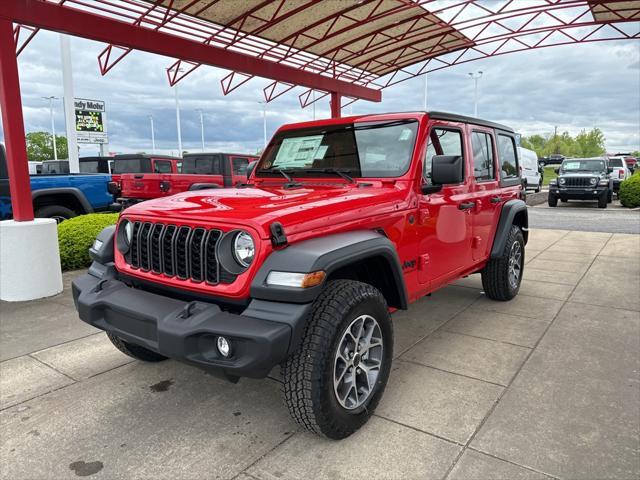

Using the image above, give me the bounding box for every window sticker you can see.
[398,128,412,141]
[275,135,324,167]
[564,162,581,170]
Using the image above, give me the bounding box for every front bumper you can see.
[549,185,608,200]
[72,265,312,378]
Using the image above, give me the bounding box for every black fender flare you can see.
[32,187,93,214]
[491,199,528,258]
[250,230,408,309]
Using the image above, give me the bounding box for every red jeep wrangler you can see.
[115,152,259,209]
[107,154,182,198]
[74,112,527,439]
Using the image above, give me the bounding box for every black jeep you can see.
[548,157,613,209]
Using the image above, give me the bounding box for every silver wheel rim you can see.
[333,314,383,410]
[508,241,523,289]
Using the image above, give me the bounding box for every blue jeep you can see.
[0,144,114,222]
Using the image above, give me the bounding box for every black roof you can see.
[183,152,259,158]
[113,154,181,160]
[427,111,514,133]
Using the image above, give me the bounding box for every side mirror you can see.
[431,155,464,185]
[607,167,614,174]
[247,161,257,179]
[421,184,442,195]
[554,168,560,175]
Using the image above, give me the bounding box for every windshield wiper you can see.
[306,168,356,184]
[257,168,303,189]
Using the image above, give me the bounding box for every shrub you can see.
[619,171,640,208]
[58,213,119,271]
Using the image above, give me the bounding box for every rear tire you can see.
[482,225,524,301]
[35,205,76,223]
[282,280,393,439]
[107,332,168,362]
[534,181,541,193]
[548,194,557,207]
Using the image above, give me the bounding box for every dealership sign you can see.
[74,98,107,144]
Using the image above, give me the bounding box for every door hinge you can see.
[419,254,430,270]
[472,236,482,249]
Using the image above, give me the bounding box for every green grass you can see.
[543,166,558,186]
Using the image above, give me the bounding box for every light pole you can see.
[196,109,205,151]
[423,73,428,111]
[258,101,267,149]
[174,85,183,156]
[468,71,483,117]
[148,115,156,153]
[42,96,59,160]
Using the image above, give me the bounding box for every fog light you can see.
[217,336,231,357]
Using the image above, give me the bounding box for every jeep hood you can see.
[124,182,411,239]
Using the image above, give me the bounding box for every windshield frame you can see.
[560,158,607,173]
[256,119,420,179]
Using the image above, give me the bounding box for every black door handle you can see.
[458,202,476,210]
[490,196,502,204]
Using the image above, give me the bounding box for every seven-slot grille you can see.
[125,221,222,284]
[563,176,595,187]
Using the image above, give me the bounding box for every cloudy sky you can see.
[4,26,639,156]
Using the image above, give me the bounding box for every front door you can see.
[417,124,473,286]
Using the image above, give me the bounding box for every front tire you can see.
[482,225,525,301]
[107,332,168,362]
[548,194,557,207]
[282,280,393,439]
[598,194,607,209]
[35,205,76,223]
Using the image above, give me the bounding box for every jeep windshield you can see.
[560,159,606,173]
[257,119,418,178]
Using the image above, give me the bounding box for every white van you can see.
[519,147,542,192]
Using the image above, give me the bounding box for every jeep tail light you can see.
[619,169,625,177]
[266,270,326,288]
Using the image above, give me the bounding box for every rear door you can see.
[417,123,473,286]
[468,128,502,261]
[229,156,250,185]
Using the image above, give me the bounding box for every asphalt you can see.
[529,201,640,234]
[1,229,639,480]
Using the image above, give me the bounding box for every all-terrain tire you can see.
[482,225,525,301]
[35,205,76,223]
[548,194,557,207]
[282,280,393,439]
[598,194,607,209]
[534,181,541,193]
[107,332,168,362]
[607,190,613,203]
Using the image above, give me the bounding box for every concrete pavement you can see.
[1,229,639,479]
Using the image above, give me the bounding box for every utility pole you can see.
[423,73,428,111]
[60,34,79,171]
[148,115,156,153]
[468,71,483,117]
[258,100,267,149]
[43,96,59,161]
[196,109,205,151]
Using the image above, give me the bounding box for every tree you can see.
[26,131,68,162]
[572,128,606,158]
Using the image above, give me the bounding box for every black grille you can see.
[126,222,222,284]
[563,176,595,187]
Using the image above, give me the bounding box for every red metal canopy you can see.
[1,0,639,221]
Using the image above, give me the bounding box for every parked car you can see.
[519,146,542,192]
[607,156,631,192]
[623,156,637,172]
[28,162,42,174]
[114,152,258,210]
[73,111,528,439]
[548,157,613,208]
[0,145,113,221]
[540,154,564,166]
[108,154,182,197]
[41,159,70,174]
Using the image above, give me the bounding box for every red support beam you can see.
[0,18,33,221]
[1,0,381,103]
[330,92,341,118]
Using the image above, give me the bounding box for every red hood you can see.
[123,180,413,240]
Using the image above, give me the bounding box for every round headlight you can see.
[590,177,597,185]
[117,219,133,254]
[559,178,566,185]
[233,231,255,267]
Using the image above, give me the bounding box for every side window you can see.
[232,157,249,175]
[497,135,518,180]
[471,131,495,181]
[154,160,172,173]
[423,128,463,183]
